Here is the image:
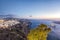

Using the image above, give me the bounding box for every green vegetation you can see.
[27,24,51,40]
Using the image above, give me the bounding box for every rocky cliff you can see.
[0,19,31,40]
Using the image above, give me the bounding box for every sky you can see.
[0,0,60,19]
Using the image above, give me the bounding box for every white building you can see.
[0,20,20,28]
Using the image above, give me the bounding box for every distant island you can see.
[53,21,60,24]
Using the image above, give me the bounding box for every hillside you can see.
[0,19,31,40]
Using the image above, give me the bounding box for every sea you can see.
[29,19,60,40]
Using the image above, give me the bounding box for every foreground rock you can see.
[27,24,51,40]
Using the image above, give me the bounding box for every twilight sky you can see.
[0,0,60,19]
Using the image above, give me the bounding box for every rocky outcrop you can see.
[27,24,51,40]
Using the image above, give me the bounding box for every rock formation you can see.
[0,19,31,40]
[27,24,51,40]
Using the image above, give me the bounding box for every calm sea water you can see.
[30,19,52,29]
